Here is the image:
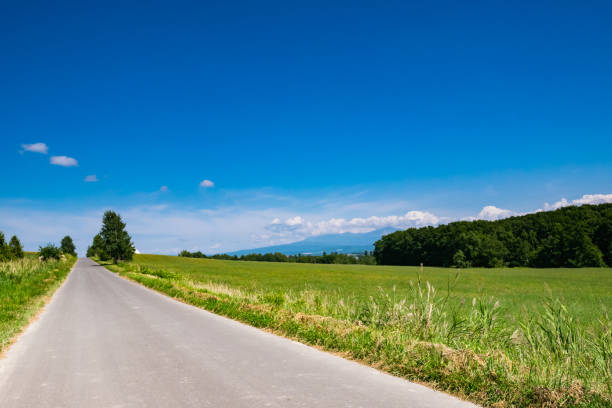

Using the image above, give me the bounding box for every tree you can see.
[39,244,62,261]
[89,233,109,260]
[60,235,77,256]
[9,235,24,259]
[0,232,8,262]
[99,211,135,263]
[452,250,470,268]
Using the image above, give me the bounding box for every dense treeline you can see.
[375,204,612,267]
[179,250,377,265]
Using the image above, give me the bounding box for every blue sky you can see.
[1,1,611,254]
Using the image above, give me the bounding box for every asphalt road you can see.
[0,258,476,407]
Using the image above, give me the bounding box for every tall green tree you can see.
[0,232,8,262]
[99,211,135,263]
[60,235,77,257]
[9,235,24,259]
[90,233,109,260]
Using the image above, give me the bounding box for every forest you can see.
[374,203,612,267]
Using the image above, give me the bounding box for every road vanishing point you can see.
[0,258,476,407]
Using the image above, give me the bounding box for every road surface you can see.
[0,258,476,407]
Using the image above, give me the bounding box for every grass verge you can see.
[103,256,612,407]
[0,256,76,354]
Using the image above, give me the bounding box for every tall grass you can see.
[107,259,612,407]
[0,256,75,353]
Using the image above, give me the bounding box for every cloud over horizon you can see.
[465,205,517,221]
[1,192,609,256]
[543,194,612,211]
[266,211,440,237]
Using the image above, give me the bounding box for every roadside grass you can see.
[0,256,76,354]
[104,254,612,407]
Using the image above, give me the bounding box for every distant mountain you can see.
[227,228,398,256]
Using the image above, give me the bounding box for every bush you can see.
[60,235,77,257]
[39,244,62,261]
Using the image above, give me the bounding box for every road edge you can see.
[0,257,78,358]
[93,258,481,407]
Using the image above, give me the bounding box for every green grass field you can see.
[107,254,612,407]
[0,255,76,354]
[124,254,611,326]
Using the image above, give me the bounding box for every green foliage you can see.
[375,204,612,267]
[0,232,8,262]
[8,236,24,259]
[0,232,25,262]
[39,244,62,261]
[97,211,134,263]
[88,233,110,260]
[451,249,470,268]
[179,250,377,265]
[60,235,77,256]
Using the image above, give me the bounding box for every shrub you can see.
[39,244,62,261]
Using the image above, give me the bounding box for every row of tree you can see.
[374,204,612,268]
[0,232,77,262]
[179,250,377,265]
[0,232,24,261]
[87,211,135,263]
[38,236,77,260]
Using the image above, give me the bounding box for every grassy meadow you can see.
[0,254,76,354]
[106,254,612,407]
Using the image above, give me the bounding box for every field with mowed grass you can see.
[105,254,612,407]
[0,255,76,354]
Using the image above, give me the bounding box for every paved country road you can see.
[0,258,477,407]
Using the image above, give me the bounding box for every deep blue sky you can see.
[1,1,611,254]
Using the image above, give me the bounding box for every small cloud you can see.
[84,175,98,182]
[160,185,169,192]
[474,205,516,221]
[135,248,141,254]
[21,142,48,154]
[200,179,214,188]
[50,156,78,167]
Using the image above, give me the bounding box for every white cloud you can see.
[266,211,439,236]
[50,156,78,167]
[21,142,48,154]
[543,194,612,211]
[473,205,516,221]
[84,175,98,182]
[200,179,214,188]
[160,186,168,192]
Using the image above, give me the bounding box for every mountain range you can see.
[227,228,398,256]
